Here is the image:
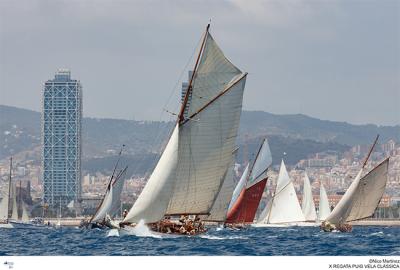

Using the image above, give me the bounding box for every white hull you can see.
[9,220,47,229]
[0,223,13,229]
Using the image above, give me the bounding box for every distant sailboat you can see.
[85,146,127,229]
[0,158,14,228]
[121,24,247,235]
[318,181,331,221]
[322,135,389,232]
[225,138,272,224]
[301,172,317,222]
[255,159,306,227]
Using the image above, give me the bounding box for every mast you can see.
[362,134,379,169]
[178,24,210,123]
[18,180,22,220]
[7,157,12,223]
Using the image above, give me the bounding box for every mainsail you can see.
[205,154,236,222]
[326,158,389,224]
[258,160,305,224]
[301,172,317,221]
[318,182,331,221]
[11,184,18,220]
[21,203,29,222]
[124,24,246,224]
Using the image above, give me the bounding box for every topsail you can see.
[124,25,246,224]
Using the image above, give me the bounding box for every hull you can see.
[9,220,48,229]
[252,221,320,228]
[225,178,267,224]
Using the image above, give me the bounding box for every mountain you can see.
[1,105,399,168]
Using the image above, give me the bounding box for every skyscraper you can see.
[42,69,82,208]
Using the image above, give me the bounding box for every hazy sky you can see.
[0,0,399,125]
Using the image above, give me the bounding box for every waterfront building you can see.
[42,69,82,207]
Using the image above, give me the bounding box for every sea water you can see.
[0,225,399,256]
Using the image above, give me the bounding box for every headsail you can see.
[318,181,331,221]
[301,172,317,221]
[123,124,179,224]
[227,164,249,212]
[259,160,305,224]
[0,194,8,221]
[91,185,114,223]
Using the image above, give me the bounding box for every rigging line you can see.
[126,32,203,181]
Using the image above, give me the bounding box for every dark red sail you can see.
[225,177,268,224]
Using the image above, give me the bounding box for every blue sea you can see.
[0,225,399,256]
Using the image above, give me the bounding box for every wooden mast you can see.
[178,24,210,124]
[362,134,379,169]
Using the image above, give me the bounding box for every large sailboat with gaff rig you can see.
[119,24,248,235]
[0,157,14,229]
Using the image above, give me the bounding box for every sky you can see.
[0,0,399,126]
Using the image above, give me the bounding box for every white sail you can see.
[205,156,236,221]
[110,175,126,218]
[301,172,317,221]
[0,195,8,221]
[123,124,179,224]
[91,185,114,223]
[260,160,305,224]
[11,185,18,220]
[325,168,363,225]
[346,158,389,222]
[21,203,29,222]
[166,75,246,215]
[227,164,249,212]
[318,181,331,221]
[186,33,242,117]
[247,138,272,188]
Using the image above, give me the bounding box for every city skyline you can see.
[0,1,399,126]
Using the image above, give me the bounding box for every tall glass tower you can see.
[42,69,82,208]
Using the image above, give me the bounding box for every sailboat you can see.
[318,181,331,221]
[120,24,247,235]
[254,159,306,227]
[83,146,128,229]
[225,138,272,225]
[9,181,33,228]
[321,135,389,232]
[0,157,14,228]
[301,172,317,222]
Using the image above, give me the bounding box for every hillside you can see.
[1,105,398,167]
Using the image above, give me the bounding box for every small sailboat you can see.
[0,158,14,229]
[301,172,317,223]
[225,138,272,225]
[318,181,331,221]
[254,159,306,227]
[82,146,127,229]
[9,181,33,228]
[120,24,247,235]
[321,135,389,232]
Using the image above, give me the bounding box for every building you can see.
[42,69,82,207]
